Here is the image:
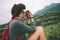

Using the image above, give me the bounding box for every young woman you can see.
[9,3,46,40]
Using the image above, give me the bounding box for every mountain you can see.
[34,3,60,16]
[33,3,60,26]
[33,3,60,40]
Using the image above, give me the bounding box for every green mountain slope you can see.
[34,3,60,26]
[34,3,60,16]
[33,3,60,40]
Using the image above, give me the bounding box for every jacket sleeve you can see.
[12,20,36,34]
[27,22,36,28]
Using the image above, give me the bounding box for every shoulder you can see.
[10,20,22,25]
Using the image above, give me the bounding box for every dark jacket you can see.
[9,19,36,40]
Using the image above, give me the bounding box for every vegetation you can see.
[34,3,60,40]
[34,11,60,40]
[43,23,60,40]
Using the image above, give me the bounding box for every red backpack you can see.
[2,18,20,40]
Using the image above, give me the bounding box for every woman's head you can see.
[11,3,26,18]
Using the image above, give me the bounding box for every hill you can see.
[33,3,60,40]
[34,3,60,26]
[34,3,60,17]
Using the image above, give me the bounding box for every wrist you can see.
[30,15,33,17]
[30,17,34,18]
[26,19,31,24]
[30,18,34,22]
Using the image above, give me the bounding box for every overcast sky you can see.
[0,0,60,24]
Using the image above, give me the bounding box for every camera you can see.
[26,10,30,19]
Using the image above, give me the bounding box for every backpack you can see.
[2,18,20,40]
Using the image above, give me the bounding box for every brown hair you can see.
[11,3,26,18]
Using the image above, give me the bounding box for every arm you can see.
[26,10,36,28]
[26,19,36,28]
[13,20,36,34]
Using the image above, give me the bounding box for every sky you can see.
[0,0,60,24]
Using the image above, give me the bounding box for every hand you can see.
[26,10,34,22]
[27,10,33,17]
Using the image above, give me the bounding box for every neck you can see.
[15,17,22,20]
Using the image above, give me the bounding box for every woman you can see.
[9,3,46,40]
